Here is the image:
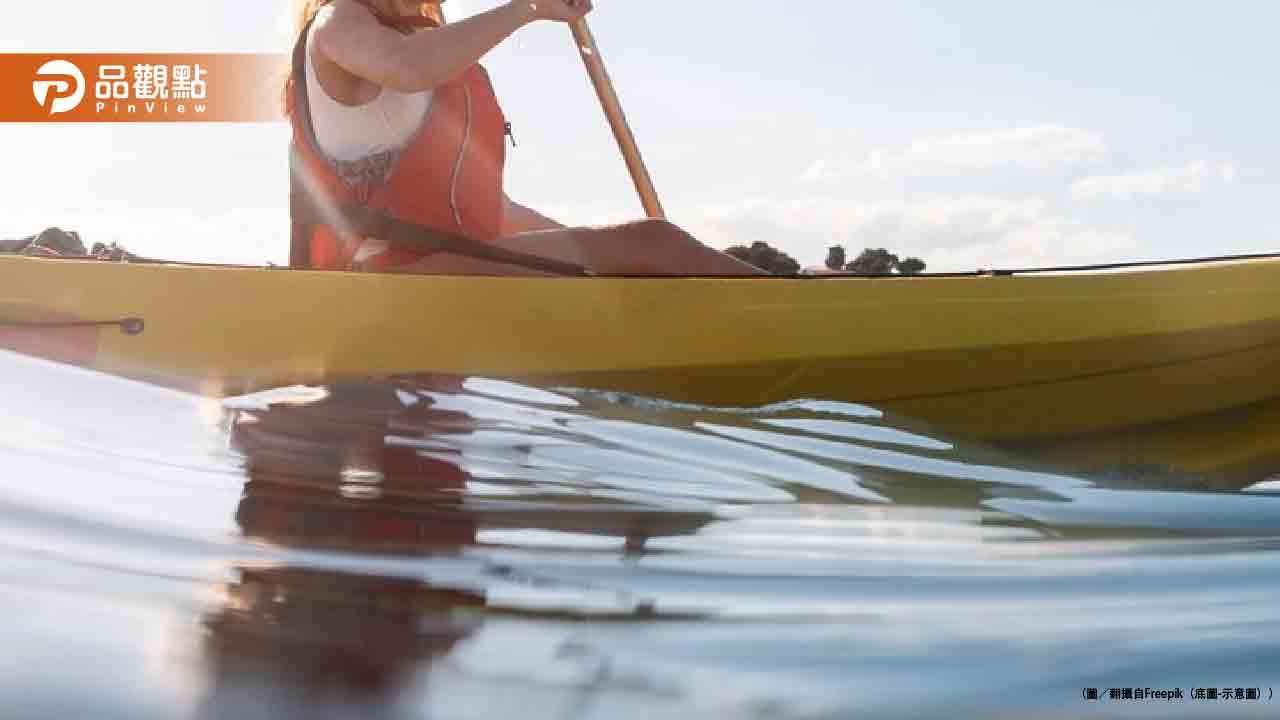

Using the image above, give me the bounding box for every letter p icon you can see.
[33,60,86,116]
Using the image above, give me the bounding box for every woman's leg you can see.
[390,219,766,276]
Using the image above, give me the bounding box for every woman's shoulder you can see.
[310,0,407,67]
[306,1,373,81]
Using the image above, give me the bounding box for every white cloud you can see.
[800,125,1107,183]
[1070,161,1236,199]
[898,125,1108,171]
[925,223,1137,272]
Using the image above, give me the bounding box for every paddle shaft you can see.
[569,19,666,219]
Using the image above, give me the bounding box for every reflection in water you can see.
[199,380,725,718]
[204,567,483,696]
[202,387,486,716]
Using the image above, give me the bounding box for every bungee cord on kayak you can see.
[0,317,145,335]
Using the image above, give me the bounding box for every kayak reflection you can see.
[201,379,725,716]
[201,384,482,716]
[225,379,720,550]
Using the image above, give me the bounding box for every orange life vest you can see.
[287,13,508,271]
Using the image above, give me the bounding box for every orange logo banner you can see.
[1,53,286,123]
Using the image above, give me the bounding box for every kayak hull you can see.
[3,255,1280,447]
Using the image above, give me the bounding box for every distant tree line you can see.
[826,246,927,275]
[0,227,141,260]
[724,241,802,275]
[723,242,927,275]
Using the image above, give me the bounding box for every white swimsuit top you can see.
[305,14,431,164]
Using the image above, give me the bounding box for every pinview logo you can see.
[3,53,280,122]
[32,59,85,115]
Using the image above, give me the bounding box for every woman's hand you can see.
[316,0,588,95]
[515,0,594,24]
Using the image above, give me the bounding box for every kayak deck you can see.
[3,254,1280,443]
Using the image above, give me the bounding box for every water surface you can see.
[2,348,1278,718]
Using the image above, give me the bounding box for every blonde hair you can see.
[285,0,442,115]
[294,0,442,34]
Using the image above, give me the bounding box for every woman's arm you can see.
[314,0,593,94]
[502,195,565,235]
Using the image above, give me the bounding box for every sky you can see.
[2,0,1277,271]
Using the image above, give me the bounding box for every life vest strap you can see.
[341,205,591,277]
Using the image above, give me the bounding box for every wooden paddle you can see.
[569,18,666,219]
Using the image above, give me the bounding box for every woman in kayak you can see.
[288,0,762,276]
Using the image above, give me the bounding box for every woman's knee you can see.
[615,218,697,246]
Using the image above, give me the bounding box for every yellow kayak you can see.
[3,254,1280,446]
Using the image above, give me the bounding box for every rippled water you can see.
[2,347,1279,719]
